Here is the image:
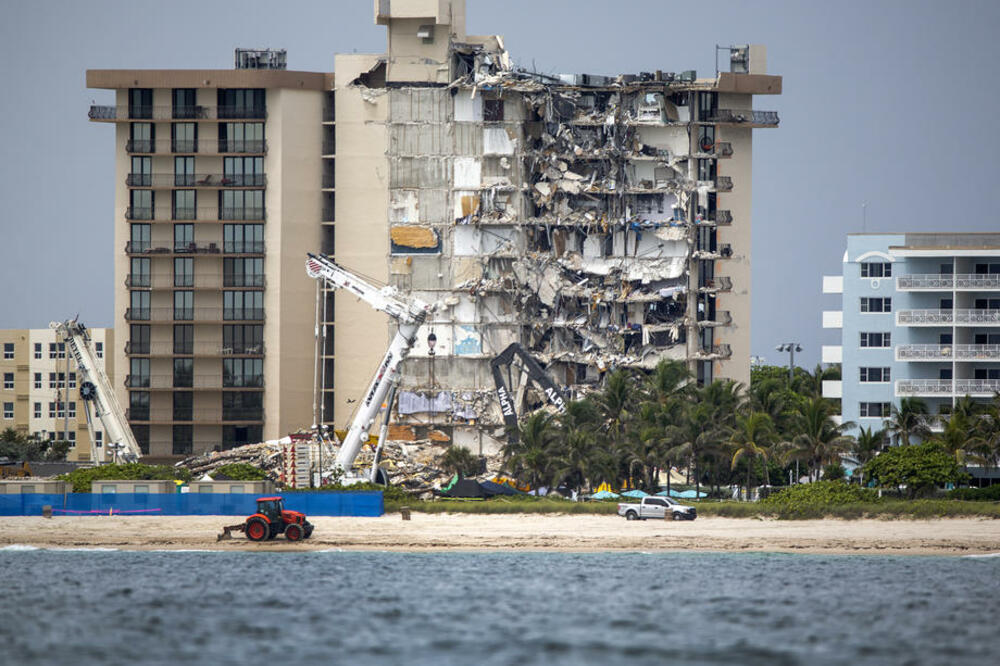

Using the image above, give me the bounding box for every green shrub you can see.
[58,463,191,493]
[760,480,879,518]
[213,463,269,481]
[948,485,1000,502]
[863,442,962,498]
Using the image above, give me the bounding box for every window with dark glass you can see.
[223,157,264,186]
[129,358,150,388]
[483,98,504,122]
[223,325,264,354]
[697,91,717,121]
[174,257,194,287]
[172,88,197,119]
[132,424,150,454]
[129,122,154,152]
[130,324,150,354]
[129,189,153,219]
[697,158,716,181]
[173,223,194,252]
[223,425,262,450]
[223,358,263,387]
[174,156,195,187]
[172,425,193,455]
[218,122,264,152]
[173,358,193,388]
[130,257,150,287]
[173,392,193,421]
[860,262,892,278]
[130,224,150,253]
[860,332,891,348]
[220,190,264,220]
[129,156,151,186]
[171,122,197,153]
[173,324,193,354]
[224,258,264,287]
[223,392,263,420]
[224,291,263,320]
[173,291,193,320]
[859,402,891,418]
[129,291,150,321]
[128,88,152,119]
[172,190,195,220]
[129,391,150,421]
[860,367,891,383]
[860,297,891,313]
[33,343,41,360]
[223,224,264,253]
[217,89,265,119]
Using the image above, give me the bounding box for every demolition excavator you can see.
[490,343,568,446]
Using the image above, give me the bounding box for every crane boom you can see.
[50,318,141,464]
[305,253,434,477]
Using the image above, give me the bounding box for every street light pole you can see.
[775,342,802,387]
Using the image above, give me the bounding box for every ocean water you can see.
[1,549,998,666]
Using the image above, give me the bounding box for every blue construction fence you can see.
[0,491,383,517]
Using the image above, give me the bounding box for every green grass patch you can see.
[385,497,621,515]
[58,463,191,493]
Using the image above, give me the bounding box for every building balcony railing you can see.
[896,378,1000,397]
[126,173,267,188]
[697,310,732,327]
[322,207,335,223]
[897,309,1000,326]
[89,105,267,121]
[708,109,780,126]
[321,141,336,155]
[125,207,153,220]
[713,176,733,192]
[897,274,1000,290]
[126,408,265,423]
[125,307,265,322]
[125,274,226,289]
[126,241,228,255]
[223,274,266,288]
[126,374,241,390]
[896,344,1000,361]
[124,140,268,155]
[123,207,267,222]
[221,207,265,221]
[125,341,265,356]
[126,140,155,153]
[223,241,265,254]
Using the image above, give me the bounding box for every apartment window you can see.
[129,122,154,152]
[68,373,76,389]
[860,262,892,278]
[859,402,891,418]
[974,298,1000,309]
[173,190,196,220]
[129,156,151,186]
[974,333,1000,345]
[33,373,41,389]
[95,431,103,448]
[860,367,891,383]
[128,88,152,119]
[860,297,892,313]
[95,342,103,359]
[940,368,953,380]
[33,343,42,359]
[697,158,716,182]
[698,125,716,153]
[174,156,195,187]
[172,88,197,119]
[974,263,1000,274]
[48,342,65,359]
[223,224,264,253]
[223,392,263,420]
[173,425,194,455]
[223,425,262,450]
[129,324,150,355]
[223,358,263,388]
[48,372,60,389]
[223,258,264,288]
[219,122,264,153]
[483,98,504,122]
[223,157,264,187]
[173,358,193,388]
[220,190,264,220]
[67,402,76,418]
[174,325,194,355]
[2,402,12,420]
[130,224,151,253]
[217,89,265,119]
[129,391,150,421]
[173,391,193,421]
[223,325,264,354]
[171,122,197,153]
[129,189,153,220]
[33,402,41,419]
[174,291,194,321]
[224,291,264,321]
[130,257,150,287]
[697,91,717,121]
[67,431,76,442]
[129,358,150,388]
[2,343,12,359]
[49,402,64,418]
[130,291,150,321]
[128,424,148,455]
[174,223,194,252]
[174,257,194,287]
[860,332,891,348]
[3,373,13,390]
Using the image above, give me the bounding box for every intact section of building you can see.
[0,327,114,461]
[823,233,1000,435]
[87,53,329,459]
[332,1,780,453]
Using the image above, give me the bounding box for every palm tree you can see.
[884,397,932,445]
[781,396,855,482]
[728,411,776,499]
[968,395,1000,482]
[851,426,886,486]
[593,369,640,486]
[502,411,559,490]
[665,380,742,499]
[931,407,975,466]
[550,399,601,492]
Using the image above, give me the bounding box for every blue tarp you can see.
[591,490,621,500]
[655,489,707,499]
[621,489,649,498]
[0,492,384,517]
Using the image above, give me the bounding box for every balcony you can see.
[126,173,267,188]
[223,274,266,288]
[126,375,238,390]
[715,142,733,158]
[125,274,227,289]
[125,341,265,356]
[125,207,153,220]
[695,343,732,359]
[220,207,265,221]
[218,140,268,154]
[698,276,733,293]
[697,310,732,327]
[896,379,1000,397]
[89,105,267,122]
[708,109,780,126]
[125,241,225,255]
[127,408,264,423]
[223,241,265,254]
[713,176,733,192]
[897,309,1000,326]
[126,140,155,153]
[896,344,1000,361]
[898,274,1000,291]
[125,308,265,322]
[124,140,268,155]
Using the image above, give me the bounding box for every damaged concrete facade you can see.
[329,0,782,454]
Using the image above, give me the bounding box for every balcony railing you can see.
[223,274,266,288]
[897,309,1000,325]
[898,274,1000,290]
[127,408,261,423]
[897,379,1000,396]
[897,344,1000,361]
[125,308,265,322]
[713,176,733,192]
[125,207,153,220]
[126,140,155,153]
[696,343,732,359]
[124,140,268,154]
[322,174,336,188]
[126,274,225,289]
[322,141,336,155]
[708,109,780,126]
[218,140,267,154]
[220,207,265,220]
[125,341,265,356]
[697,310,732,326]
[126,173,267,188]
[223,241,265,254]
[89,105,267,121]
[715,142,733,157]
[126,374,246,390]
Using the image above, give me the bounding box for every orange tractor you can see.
[218,496,314,542]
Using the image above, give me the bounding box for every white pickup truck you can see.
[618,496,697,521]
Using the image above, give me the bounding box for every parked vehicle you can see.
[618,496,697,521]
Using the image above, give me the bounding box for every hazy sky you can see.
[1,0,998,367]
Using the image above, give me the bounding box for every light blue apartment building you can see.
[823,233,1000,436]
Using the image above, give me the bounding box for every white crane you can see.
[305,253,435,480]
[50,318,141,464]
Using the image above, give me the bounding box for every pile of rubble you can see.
[175,441,284,480]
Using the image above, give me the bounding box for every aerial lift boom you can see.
[305,253,435,478]
[50,318,141,464]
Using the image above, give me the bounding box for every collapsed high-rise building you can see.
[89,0,780,459]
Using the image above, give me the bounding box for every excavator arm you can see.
[490,343,568,445]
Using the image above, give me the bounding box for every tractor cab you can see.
[256,496,284,522]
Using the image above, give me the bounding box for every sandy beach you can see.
[2,513,999,555]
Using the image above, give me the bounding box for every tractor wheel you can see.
[246,518,268,542]
[304,523,314,539]
[285,523,304,542]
